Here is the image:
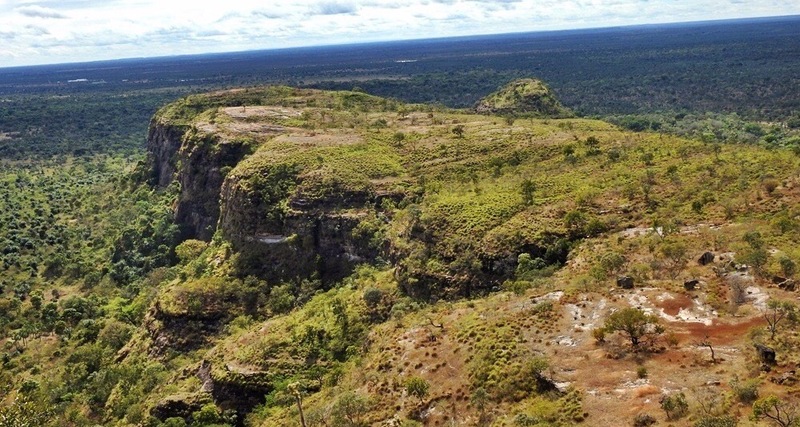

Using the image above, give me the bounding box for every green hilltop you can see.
[475,78,571,117]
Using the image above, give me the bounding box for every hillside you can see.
[3,83,800,426]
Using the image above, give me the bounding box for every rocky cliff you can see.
[147,87,405,284]
[147,84,578,296]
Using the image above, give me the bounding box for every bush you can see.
[191,403,224,425]
[405,376,430,401]
[363,287,383,309]
[592,327,606,343]
[731,376,759,403]
[267,283,296,315]
[633,413,656,427]
[636,366,648,379]
[661,392,689,420]
[97,320,134,350]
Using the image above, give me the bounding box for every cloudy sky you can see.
[0,0,798,68]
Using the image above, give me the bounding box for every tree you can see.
[471,387,490,426]
[564,210,588,236]
[739,231,768,275]
[752,395,800,427]
[451,125,465,138]
[779,256,796,278]
[331,392,370,427]
[603,307,664,348]
[520,179,536,206]
[288,382,307,427]
[696,335,717,363]
[764,299,796,340]
[660,240,688,279]
[0,395,53,427]
[392,131,405,145]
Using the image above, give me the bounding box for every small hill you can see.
[475,78,571,117]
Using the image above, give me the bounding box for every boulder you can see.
[617,276,634,289]
[698,252,715,266]
[773,371,797,386]
[755,343,776,365]
[773,276,796,291]
[780,280,796,292]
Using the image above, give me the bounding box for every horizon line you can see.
[1,13,798,72]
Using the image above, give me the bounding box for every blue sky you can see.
[0,0,798,67]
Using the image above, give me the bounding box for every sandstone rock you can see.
[617,276,634,289]
[755,343,776,365]
[698,252,715,266]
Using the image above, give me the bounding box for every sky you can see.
[0,0,798,68]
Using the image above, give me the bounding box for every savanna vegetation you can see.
[1,15,800,427]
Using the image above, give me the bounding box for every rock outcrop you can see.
[147,87,402,284]
[147,120,252,241]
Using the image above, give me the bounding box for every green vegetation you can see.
[4,52,800,425]
[475,79,571,118]
[602,308,664,348]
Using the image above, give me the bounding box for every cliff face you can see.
[146,121,185,188]
[147,121,251,241]
[147,87,401,284]
[216,136,390,283]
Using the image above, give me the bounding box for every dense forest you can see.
[0,16,799,427]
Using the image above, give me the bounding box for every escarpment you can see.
[147,84,582,297]
[147,119,253,241]
[217,133,397,283]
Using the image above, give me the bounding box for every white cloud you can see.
[0,0,798,67]
[14,4,67,19]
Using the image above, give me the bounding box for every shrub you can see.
[592,327,606,344]
[633,413,656,427]
[175,239,208,264]
[191,403,224,425]
[267,283,296,315]
[762,178,780,195]
[363,287,383,309]
[636,366,648,379]
[405,377,430,402]
[661,392,689,420]
[731,376,759,403]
